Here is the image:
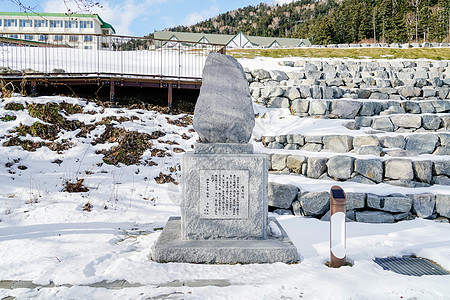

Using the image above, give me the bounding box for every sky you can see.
[1,0,294,36]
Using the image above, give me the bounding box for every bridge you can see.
[0,33,226,110]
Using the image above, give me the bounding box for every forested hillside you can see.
[167,0,450,45]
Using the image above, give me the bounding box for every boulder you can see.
[436,194,450,218]
[299,192,330,217]
[379,135,405,149]
[401,102,421,114]
[356,211,395,223]
[345,192,366,210]
[384,159,413,180]
[194,52,254,143]
[372,117,394,132]
[438,133,450,146]
[286,134,304,145]
[354,145,382,156]
[286,155,306,173]
[269,70,289,82]
[322,135,353,153]
[390,115,422,129]
[422,115,442,130]
[353,135,380,148]
[413,160,432,184]
[291,99,310,114]
[408,193,436,218]
[302,143,323,152]
[309,100,329,115]
[367,194,412,213]
[405,134,439,154]
[434,161,450,176]
[354,159,384,183]
[286,87,301,100]
[432,176,450,186]
[268,182,299,209]
[398,86,421,98]
[251,69,271,80]
[330,100,362,119]
[271,154,288,171]
[307,157,328,179]
[326,156,354,180]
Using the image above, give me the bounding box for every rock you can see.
[280,61,294,67]
[345,192,366,210]
[291,99,310,114]
[422,87,436,98]
[357,89,372,99]
[305,136,322,143]
[309,100,329,115]
[268,182,299,209]
[354,159,383,183]
[275,135,287,144]
[353,135,380,148]
[408,193,436,218]
[384,159,413,180]
[271,154,288,171]
[267,142,284,149]
[302,143,323,152]
[405,134,439,154]
[326,156,354,180]
[321,86,334,99]
[298,86,312,98]
[311,85,322,99]
[269,70,289,81]
[268,97,290,108]
[299,192,330,217]
[367,194,412,213]
[434,161,450,176]
[286,87,301,100]
[379,135,405,149]
[251,69,271,80]
[372,117,394,132]
[438,133,450,146]
[292,200,303,216]
[413,160,432,184]
[286,134,304,145]
[384,149,413,157]
[330,100,362,119]
[348,175,376,184]
[322,135,353,153]
[436,194,450,218]
[434,146,450,155]
[307,157,328,179]
[356,211,395,223]
[194,52,254,143]
[398,86,421,98]
[432,101,450,113]
[287,155,306,173]
[401,102,421,114]
[432,175,450,185]
[354,145,382,156]
[422,115,442,130]
[273,209,293,215]
[355,117,373,127]
[284,144,299,150]
[390,115,422,129]
[419,102,436,113]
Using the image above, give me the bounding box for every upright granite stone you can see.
[193,52,254,143]
[152,52,298,264]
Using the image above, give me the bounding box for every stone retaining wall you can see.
[246,60,450,106]
[266,152,450,187]
[268,182,450,223]
[263,133,450,156]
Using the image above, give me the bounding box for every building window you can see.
[4,19,18,27]
[84,46,93,50]
[24,34,34,41]
[34,20,48,28]
[69,35,79,42]
[9,34,19,39]
[39,35,48,41]
[54,35,63,41]
[19,19,33,27]
[0,20,2,27]
[84,35,93,42]
[65,20,78,28]
[80,21,93,29]
[50,20,63,28]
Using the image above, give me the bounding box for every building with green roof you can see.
[154,31,310,48]
[0,12,115,49]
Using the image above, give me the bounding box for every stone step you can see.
[266,152,450,188]
[262,132,450,156]
[356,114,449,134]
[267,181,450,223]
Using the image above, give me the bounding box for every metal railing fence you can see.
[0,33,226,80]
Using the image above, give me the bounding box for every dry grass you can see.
[229,47,450,60]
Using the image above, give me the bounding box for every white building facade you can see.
[0,12,115,49]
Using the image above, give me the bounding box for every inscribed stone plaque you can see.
[199,170,249,219]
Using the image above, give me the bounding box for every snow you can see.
[0,62,450,299]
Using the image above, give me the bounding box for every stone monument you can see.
[152,52,298,264]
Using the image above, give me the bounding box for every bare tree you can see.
[409,0,422,42]
[1,0,102,14]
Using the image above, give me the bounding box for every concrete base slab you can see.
[151,216,299,264]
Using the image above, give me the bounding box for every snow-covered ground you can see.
[0,57,449,299]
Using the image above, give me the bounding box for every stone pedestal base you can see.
[151,216,299,264]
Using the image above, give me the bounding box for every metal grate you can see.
[374,257,449,276]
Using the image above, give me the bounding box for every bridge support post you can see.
[110,78,115,103]
[31,81,37,97]
[168,83,173,112]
